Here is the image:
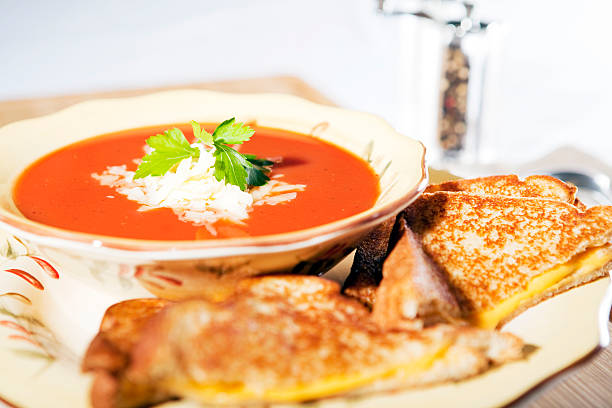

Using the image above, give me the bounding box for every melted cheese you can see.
[168,343,449,404]
[474,244,612,329]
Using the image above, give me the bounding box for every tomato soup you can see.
[14,124,379,240]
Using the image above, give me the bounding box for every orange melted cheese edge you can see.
[474,244,612,329]
[165,342,449,404]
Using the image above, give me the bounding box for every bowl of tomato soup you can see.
[14,124,379,242]
[0,90,426,314]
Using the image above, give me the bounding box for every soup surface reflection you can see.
[14,124,379,240]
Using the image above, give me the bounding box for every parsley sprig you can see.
[134,119,272,191]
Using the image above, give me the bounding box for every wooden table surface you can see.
[1,76,610,407]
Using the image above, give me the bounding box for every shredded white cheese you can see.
[92,143,305,234]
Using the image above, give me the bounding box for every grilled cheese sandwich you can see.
[403,190,612,328]
[475,244,612,328]
[83,276,524,407]
[424,174,584,208]
[373,217,462,330]
[345,175,612,329]
[167,344,448,404]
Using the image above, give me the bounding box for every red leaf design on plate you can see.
[118,264,132,277]
[28,256,59,279]
[140,279,163,290]
[150,273,183,286]
[8,334,41,347]
[11,236,29,251]
[134,266,145,278]
[0,320,31,335]
[4,269,44,290]
[0,292,32,305]
[135,267,182,288]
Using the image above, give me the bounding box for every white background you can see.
[2,0,611,165]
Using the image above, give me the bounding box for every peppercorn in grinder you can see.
[378,0,500,166]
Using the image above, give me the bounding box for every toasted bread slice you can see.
[82,298,172,408]
[125,276,448,406]
[86,276,524,407]
[373,217,462,330]
[342,217,395,307]
[424,175,578,202]
[82,298,170,373]
[425,174,586,210]
[350,324,524,395]
[343,174,587,306]
[496,244,612,326]
[403,192,612,328]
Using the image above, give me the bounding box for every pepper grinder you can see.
[437,2,494,164]
[378,0,500,166]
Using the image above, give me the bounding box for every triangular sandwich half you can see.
[372,216,462,330]
[403,191,612,328]
[83,276,524,408]
[343,175,589,307]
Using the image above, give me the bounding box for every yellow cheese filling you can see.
[167,342,450,404]
[474,244,612,329]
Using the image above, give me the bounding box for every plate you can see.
[0,91,608,407]
[0,233,610,408]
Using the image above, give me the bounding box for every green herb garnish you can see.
[134,119,271,191]
[244,154,274,186]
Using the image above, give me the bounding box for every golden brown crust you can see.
[373,218,462,330]
[424,175,579,204]
[403,192,612,312]
[84,276,525,407]
[346,324,524,396]
[82,298,170,373]
[342,281,378,308]
[498,259,612,327]
[82,298,172,408]
[127,276,440,394]
[342,217,396,307]
[345,174,585,310]
[574,198,587,211]
[89,371,119,408]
